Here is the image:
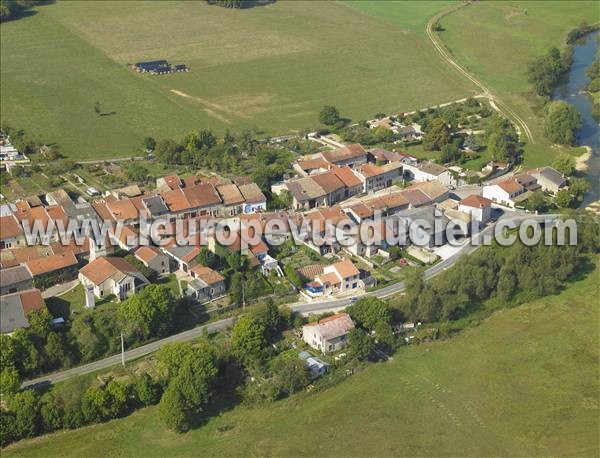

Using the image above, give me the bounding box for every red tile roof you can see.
[25,252,78,276]
[79,256,140,285]
[190,264,225,285]
[459,195,492,209]
[0,214,24,240]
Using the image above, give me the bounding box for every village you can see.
[1,111,573,353]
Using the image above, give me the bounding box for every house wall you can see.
[483,185,514,208]
[458,204,491,223]
[148,254,170,275]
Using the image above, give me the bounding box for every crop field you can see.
[0,1,476,159]
[6,258,598,457]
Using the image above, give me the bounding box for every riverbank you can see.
[575,146,592,172]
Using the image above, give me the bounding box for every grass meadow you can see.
[433,1,598,167]
[5,258,598,457]
[0,1,475,159]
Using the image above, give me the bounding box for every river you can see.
[553,30,599,206]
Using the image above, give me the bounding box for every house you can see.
[302,313,355,353]
[286,177,328,211]
[0,214,25,249]
[186,264,226,303]
[367,148,405,164]
[294,157,331,176]
[308,259,362,296]
[238,183,267,213]
[0,288,45,334]
[0,265,34,294]
[310,171,347,205]
[403,161,454,186]
[395,207,452,249]
[78,256,149,302]
[407,180,450,204]
[355,163,402,193]
[216,183,246,217]
[483,178,526,208]
[514,172,541,192]
[318,144,368,169]
[134,246,170,275]
[330,166,363,198]
[161,244,201,273]
[529,167,567,194]
[24,252,79,285]
[458,195,493,223]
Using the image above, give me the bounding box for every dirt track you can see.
[426,3,535,144]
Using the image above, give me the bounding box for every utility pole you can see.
[120,332,125,367]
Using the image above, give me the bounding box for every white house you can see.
[403,161,454,186]
[78,256,149,302]
[458,195,493,223]
[302,313,355,353]
[482,178,525,208]
[529,167,567,194]
[305,259,362,296]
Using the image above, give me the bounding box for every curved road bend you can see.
[22,214,557,388]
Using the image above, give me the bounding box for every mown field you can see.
[0,1,475,159]
[6,258,599,457]
[431,1,598,167]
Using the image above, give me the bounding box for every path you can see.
[42,280,79,299]
[21,213,558,389]
[426,3,534,144]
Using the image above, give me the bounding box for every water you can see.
[553,31,599,206]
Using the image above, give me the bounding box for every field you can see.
[6,258,599,457]
[0,1,475,159]
[433,1,598,167]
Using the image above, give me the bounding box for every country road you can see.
[21,213,559,389]
[425,3,535,144]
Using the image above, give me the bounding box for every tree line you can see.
[391,213,600,325]
[0,296,397,444]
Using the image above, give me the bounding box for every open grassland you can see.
[6,258,599,457]
[0,1,475,159]
[348,1,598,167]
[434,1,598,167]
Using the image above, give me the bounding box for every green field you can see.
[433,1,598,166]
[348,1,598,167]
[6,258,599,457]
[0,1,475,159]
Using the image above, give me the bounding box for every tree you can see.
[544,101,581,145]
[196,247,216,268]
[171,345,218,411]
[269,350,309,397]
[555,188,573,208]
[43,332,67,370]
[231,315,266,366]
[319,105,340,126]
[0,412,17,447]
[527,47,570,96]
[157,342,196,379]
[81,385,109,423]
[0,366,21,399]
[143,136,156,151]
[374,322,396,351]
[10,390,41,438]
[118,284,176,341]
[347,297,392,331]
[552,154,576,176]
[569,177,590,203]
[135,373,160,406]
[158,384,189,433]
[463,135,480,152]
[422,117,450,151]
[347,329,374,361]
[259,299,284,341]
[527,190,548,213]
[40,400,63,432]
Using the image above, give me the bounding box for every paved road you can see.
[22,213,558,388]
